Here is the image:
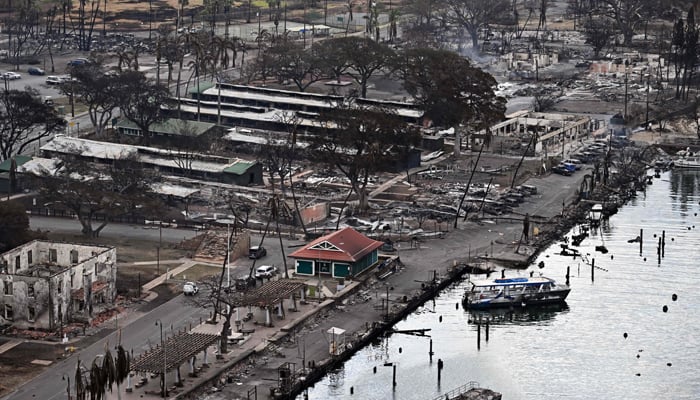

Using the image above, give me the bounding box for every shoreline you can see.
[182,144,655,400]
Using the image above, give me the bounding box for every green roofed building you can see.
[115,118,219,139]
[0,155,32,172]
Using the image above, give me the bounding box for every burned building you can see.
[0,241,117,330]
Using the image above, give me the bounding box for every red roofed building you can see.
[289,227,383,278]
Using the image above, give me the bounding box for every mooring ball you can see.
[439,315,443,323]
[636,354,640,359]
[636,373,641,376]
[644,257,647,262]
[672,294,678,301]
[611,255,614,260]
[688,227,691,230]
[663,305,668,313]
[623,332,628,339]
[672,238,675,241]
[667,363,673,367]
[653,234,657,238]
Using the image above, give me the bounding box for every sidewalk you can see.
[105,277,355,400]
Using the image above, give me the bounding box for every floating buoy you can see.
[456,303,459,309]
[399,347,402,354]
[672,238,675,241]
[667,362,673,367]
[439,315,443,323]
[636,354,640,359]
[644,257,647,262]
[663,305,668,313]
[623,332,628,339]
[653,234,657,238]
[636,373,641,376]
[611,255,614,260]
[672,294,678,301]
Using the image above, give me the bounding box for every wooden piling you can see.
[640,229,643,255]
[392,365,397,388]
[591,259,595,282]
[429,339,434,361]
[437,359,444,383]
[477,322,481,349]
[566,266,570,286]
[662,230,666,257]
[485,319,490,342]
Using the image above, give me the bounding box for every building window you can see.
[70,250,79,264]
[3,281,12,295]
[4,305,13,320]
[28,284,35,297]
[27,250,32,265]
[49,249,57,262]
[15,255,20,269]
[28,306,35,322]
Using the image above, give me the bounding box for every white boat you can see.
[589,203,603,224]
[673,156,700,169]
[463,276,570,309]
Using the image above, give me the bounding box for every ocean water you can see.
[299,170,700,400]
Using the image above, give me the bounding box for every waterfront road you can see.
[2,294,210,400]
[30,215,199,244]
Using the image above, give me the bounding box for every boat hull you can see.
[463,288,571,310]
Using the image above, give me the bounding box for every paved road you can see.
[2,295,210,400]
[29,216,199,244]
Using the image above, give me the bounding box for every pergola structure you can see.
[129,332,219,392]
[237,280,307,327]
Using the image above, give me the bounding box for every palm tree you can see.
[345,0,354,37]
[388,9,400,43]
[269,195,290,279]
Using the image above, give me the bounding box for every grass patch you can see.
[171,264,222,281]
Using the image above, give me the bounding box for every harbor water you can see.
[299,170,700,400]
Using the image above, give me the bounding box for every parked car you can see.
[183,281,199,295]
[562,159,583,169]
[248,246,267,259]
[67,58,89,67]
[46,75,62,85]
[2,71,21,80]
[552,165,572,176]
[27,67,45,75]
[255,265,277,279]
[560,162,577,173]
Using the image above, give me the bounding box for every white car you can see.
[46,75,62,85]
[183,281,199,295]
[255,265,277,279]
[3,71,21,80]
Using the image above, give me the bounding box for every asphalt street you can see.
[29,216,199,244]
[3,295,210,400]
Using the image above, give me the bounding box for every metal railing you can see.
[432,381,480,400]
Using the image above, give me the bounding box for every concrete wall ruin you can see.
[0,241,117,330]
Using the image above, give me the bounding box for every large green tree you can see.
[396,47,505,129]
[66,62,123,137]
[39,157,160,237]
[0,88,66,162]
[316,37,395,97]
[445,0,510,49]
[0,201,40,252]
[117,71,172,141]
